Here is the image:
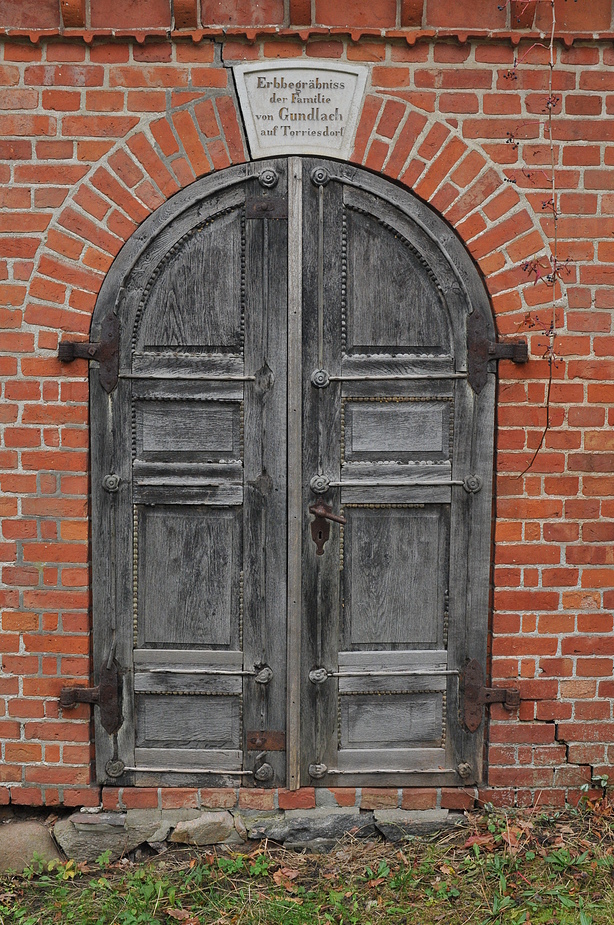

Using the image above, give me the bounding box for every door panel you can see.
[298,159,491,787]
[135,696,242,749]
[134,400,243,460]
[343,398,452,462]
[137,506,241,648]
[90,157,495,790]
[343,506,448,648]
[340,694,443,747]
[135,206,245,351]
[92,161,289,787]
[344,209,450,352]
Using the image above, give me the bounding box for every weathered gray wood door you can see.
[90,157,495,789]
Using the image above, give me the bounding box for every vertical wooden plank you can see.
[91,366,135,783]
[90,366,117,782]
[300,160,344,784]
[113,373,137,780]
[242,159,289,787]
[286,157,303,790]
[446,372,496,782]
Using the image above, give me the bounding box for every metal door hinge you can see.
[58,311,119,393]
[60,659,122,735]
[467,310,528,393]
[488,341,529,363]
[462,659,520,732]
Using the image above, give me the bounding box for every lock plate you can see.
[309,502,346,555]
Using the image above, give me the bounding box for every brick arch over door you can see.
[25,90,552,356]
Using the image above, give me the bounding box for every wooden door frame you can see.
[89,157,497,788]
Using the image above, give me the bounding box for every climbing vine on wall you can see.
[501,0,568,473]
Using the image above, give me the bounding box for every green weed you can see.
[3,804,614,925]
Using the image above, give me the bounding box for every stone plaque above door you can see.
[233,61,368,159]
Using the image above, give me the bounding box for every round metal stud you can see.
[463,475,483,494]
[309,667,329,685]
[310,166,330,187]
[254,666,273,685]
[310,474,330,494]
[308,763,328,779]
[311,368,330,388]
[254,762,274,782]
[105,759,125,778]
[258,168,279,189]
[102,474,120,493]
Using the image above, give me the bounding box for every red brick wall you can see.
[1,3,614,809]
[1,0,613,36]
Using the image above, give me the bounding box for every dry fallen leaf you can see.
[367,877,385,888]
[273,867,300,892]
[167,910,200,923]
[465,833,495,851]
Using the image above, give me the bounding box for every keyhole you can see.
[318,529,323,541]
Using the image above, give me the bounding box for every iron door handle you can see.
[309,502,347,555]
[308,502,347,525]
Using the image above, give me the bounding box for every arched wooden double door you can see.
[90,158,496,790]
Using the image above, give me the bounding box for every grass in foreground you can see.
[3,796,614,925]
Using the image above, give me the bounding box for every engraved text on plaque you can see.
[234,61,368,159]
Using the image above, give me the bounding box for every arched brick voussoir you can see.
[25,84,552,344]
[351,90,554,327]
[23,92,249,342]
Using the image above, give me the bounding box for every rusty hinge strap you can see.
[60,685,100,706]
[478,687,521,706]
[60,659,122,736]
[466,309,528,393]
[488,341,529,363]
[58,311,119,393]
[462,659,520,732]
